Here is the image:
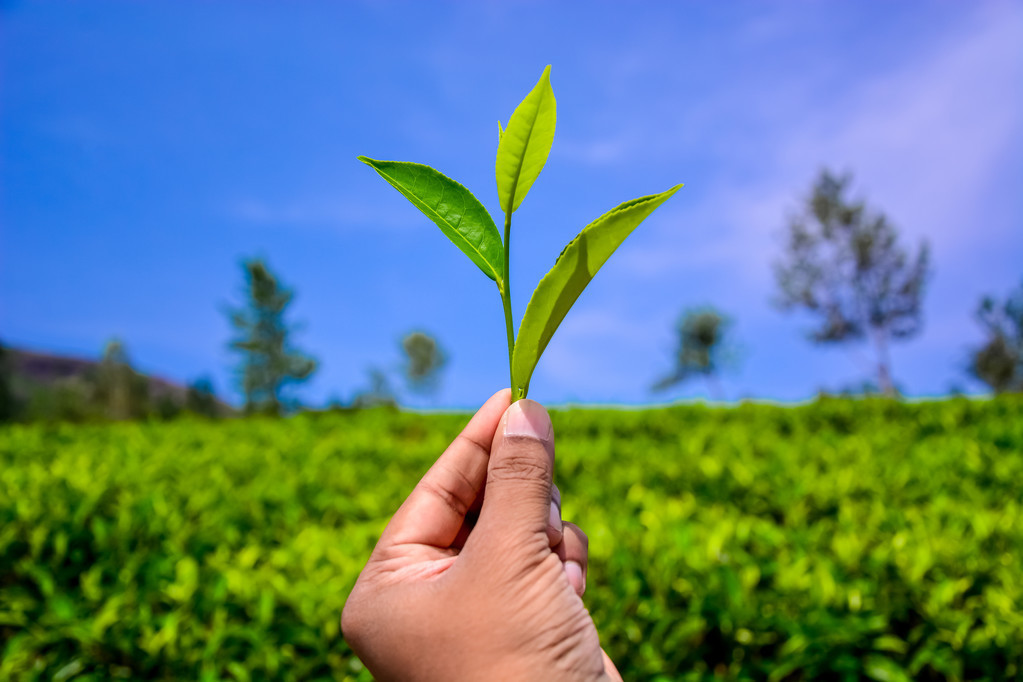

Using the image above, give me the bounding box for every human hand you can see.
[342,389,621,681]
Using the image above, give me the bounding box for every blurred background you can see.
[3,4,1023,680]
[2,0,1021,412]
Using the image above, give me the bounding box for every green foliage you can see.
[653,307,735,397]
[185,376,222,419]
[227,259,317,416]
[350,368,398,410]
[93,340,151,421]
[2,398,1021,680]
[0,342,18,422]
[566,398,1023,680]
[3,340,184,424]
[20,377,97,423]
[360,66,680,401]
[400,331,447,397]
[970,279,1023,393]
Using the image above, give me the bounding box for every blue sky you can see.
[2,1,1021,408]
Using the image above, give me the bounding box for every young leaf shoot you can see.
[360,66,681,401]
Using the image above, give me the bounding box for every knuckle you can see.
[488,448,552,484]
[418,474,470,518]
[565,521,589,549]
[453,432,489,459]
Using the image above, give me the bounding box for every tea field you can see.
[1,397,1021,681]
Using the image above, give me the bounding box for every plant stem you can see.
[501,211,518,401]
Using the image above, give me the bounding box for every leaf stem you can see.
[501,211,518,401]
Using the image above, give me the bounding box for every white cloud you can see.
[624,1,1023,280]
[534,2,1023,398]
[798,2,1023,249]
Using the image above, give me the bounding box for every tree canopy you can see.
[653,307,734,399]
[400,330,447,397]
[970,279,1023,394]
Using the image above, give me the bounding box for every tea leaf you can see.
[496,65,556,215]
[512,184,682,397]
[358,157,504,283]
[498,120,504,143]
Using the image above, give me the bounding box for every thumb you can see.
[473,399,555,545]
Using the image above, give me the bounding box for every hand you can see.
[342,389,621,681]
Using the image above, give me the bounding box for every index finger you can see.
[382,389,511,549]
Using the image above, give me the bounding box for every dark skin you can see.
[342,390,621,681]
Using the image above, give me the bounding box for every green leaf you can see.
[359,157,504,283]
[497,120,504,143]
[512,184,682,397]
[496,65,556,215]
[864,655,912,682]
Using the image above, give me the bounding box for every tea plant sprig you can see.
[360,66,681,401]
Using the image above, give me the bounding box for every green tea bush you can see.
[1,397,1021,680]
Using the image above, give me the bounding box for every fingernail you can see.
[548,500,563,534]
[565,560,585,595]
[505,400,552,442]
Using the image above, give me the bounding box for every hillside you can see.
[1,345,233,419]
[6,347,188,401]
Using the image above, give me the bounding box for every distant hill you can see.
[1,345,234,418]
[8,347,186,399]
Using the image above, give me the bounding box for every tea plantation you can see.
[1,397,1021,681]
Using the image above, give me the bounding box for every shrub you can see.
[1,398,1021,680]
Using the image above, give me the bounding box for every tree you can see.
[773,170,930,396]
[351,367,398,409]
[25,377,95,423]
[0,342,18,422]
[969,279,1023,393]
[227,259,317,415]
[653,307,734,399]
[93,339,150,420]
[400,330,447,398]
[186,376,221,418]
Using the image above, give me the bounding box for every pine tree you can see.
[227,259,317,415]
